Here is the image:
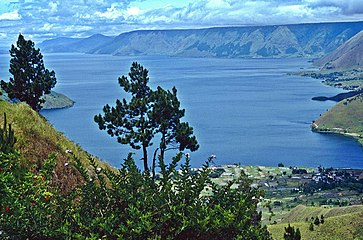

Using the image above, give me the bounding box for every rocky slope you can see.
[314,30,363,70]
[39,21,363,58]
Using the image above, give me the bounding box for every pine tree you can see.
[295,228,301,240]
[284,224,302,240]
[95,62,153,171]
[150,86,199,174]
[314,216,320,225]
[1,34,56,111]
[95,62,198,172]
[309,222,314,231]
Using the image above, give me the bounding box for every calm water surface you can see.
[1,53,362,168]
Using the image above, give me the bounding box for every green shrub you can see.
[0,152,63,239]
[0,129,271,239]
[61,154,272,239]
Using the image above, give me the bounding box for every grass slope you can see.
[0,100,111,193]
[268,205,363,240]
[312,94,363,145]
[280,204,363,223]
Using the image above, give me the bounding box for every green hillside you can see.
[268,205,363,240]
[312,94,363,145]
[280,205,363,223]
[0,99,111,193]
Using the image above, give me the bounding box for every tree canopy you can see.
[94,62,199,172]
[1,34,56,111]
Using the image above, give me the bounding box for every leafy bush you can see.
[0,151,63,239]
[63,154,272,239]
[0,111,271,239]
[0,152,271,239]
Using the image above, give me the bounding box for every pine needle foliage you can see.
[95,62,199,172]
[1,34,56,111]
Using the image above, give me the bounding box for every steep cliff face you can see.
[314,30,363,70]
[39,21,363,58]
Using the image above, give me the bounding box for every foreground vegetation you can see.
[0,100,110,193]
[1,99,362,239]
[0,60,272,238]
[0,103,271,239]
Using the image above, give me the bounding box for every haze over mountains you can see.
[39,21,363,59]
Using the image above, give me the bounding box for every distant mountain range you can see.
[314,30,363,70]
[39,21,363,59]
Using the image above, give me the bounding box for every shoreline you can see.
[311,123,363,146]
[294,67,363,147]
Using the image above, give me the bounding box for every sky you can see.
[0,0,363,45]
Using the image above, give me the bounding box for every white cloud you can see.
[0,10,21,20]
[1,0,363,43]
[95,5,141,20]
[95,5,124,20]
[127,7,141,16]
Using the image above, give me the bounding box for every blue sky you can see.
[0,0,363,45]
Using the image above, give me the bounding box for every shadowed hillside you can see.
[314,30,363,71]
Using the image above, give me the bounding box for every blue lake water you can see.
[1,53,363,168]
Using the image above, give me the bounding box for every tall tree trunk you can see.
[143,143,148,172]
[160,133,166,162]
[152,148,159,182]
